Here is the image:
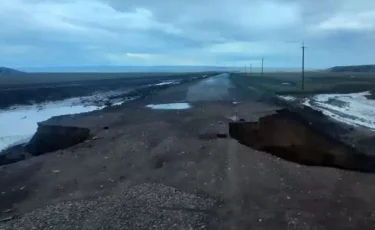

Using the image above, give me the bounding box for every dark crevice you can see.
[229,109,375,173]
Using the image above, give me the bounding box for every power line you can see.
[301,42,307,91]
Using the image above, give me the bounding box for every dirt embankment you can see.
[0,124,91,166]
[26,124,91,156]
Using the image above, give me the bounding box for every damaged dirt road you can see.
[1,73,375,229]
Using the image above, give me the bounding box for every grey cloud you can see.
[0,0,374,68]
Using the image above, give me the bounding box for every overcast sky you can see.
[1,0,375,69]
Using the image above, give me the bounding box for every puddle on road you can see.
[186,73,235,101]
[146,103,191,110]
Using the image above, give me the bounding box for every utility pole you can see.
[301,42,307,91]
[261,58,264,77]
[250,64,252,75]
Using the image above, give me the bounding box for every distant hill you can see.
[0,67,30,86]
[328,65,375,72]
[0,67,24,75]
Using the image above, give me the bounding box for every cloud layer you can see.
[1,0,374,68]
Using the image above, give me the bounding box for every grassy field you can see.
[230,71,375,99]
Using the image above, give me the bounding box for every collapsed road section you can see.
[230,108,375,172]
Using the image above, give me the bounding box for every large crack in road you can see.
[230,108,375,172]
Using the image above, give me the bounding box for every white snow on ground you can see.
[0,136,32,151]
[154,80,181,86]
[146,103,191,110]
[281,82,292,86]
[0,99,103,152]
[303,91,375,130]
[76,89,133,107]
[279,95,296,101]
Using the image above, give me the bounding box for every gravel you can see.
[0,183,216,230]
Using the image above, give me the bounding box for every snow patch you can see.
[0,135,32,153]
[303,91,375,130]
[146,103,191,110]
[111,96,139,106]
[0,99,103,152]
[279,95,296,101]
[154,80,181,86]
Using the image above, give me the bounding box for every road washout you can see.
[230,108,375,172]
[279,91,375,130]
